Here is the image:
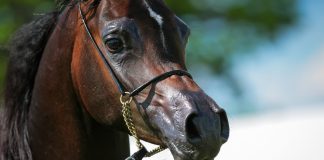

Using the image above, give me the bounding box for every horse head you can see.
[72,0,229,159]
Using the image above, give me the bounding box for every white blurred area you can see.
[217,106,324,160]
[130,106,324,160]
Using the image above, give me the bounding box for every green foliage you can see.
[166,0,296,36]
[0,0,54,44]
[0,54,7,93]
[165,0,297,75]
[0,0,55,92]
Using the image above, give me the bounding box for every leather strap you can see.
[129,70,192,96]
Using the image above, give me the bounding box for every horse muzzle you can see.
[140,89,229,160]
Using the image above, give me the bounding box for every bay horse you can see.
[0,0,229,160]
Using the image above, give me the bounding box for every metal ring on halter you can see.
[120,92,133,105]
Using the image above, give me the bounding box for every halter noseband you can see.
[78,2,192,159]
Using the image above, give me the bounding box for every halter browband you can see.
[78,2,192,97]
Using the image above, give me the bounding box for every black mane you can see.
[0,1,101,159]
[0,12,58,160]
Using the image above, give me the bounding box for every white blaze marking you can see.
[143,0,166,50]
[148,8,163,26]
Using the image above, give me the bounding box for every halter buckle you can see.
[120,92,132,105]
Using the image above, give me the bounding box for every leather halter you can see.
[78,2,192,97]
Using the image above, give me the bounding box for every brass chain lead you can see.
[120,93,166,157]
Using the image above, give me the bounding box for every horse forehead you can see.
[101,0,130,17]
[143,0,164,25]
[102,0,170,20]
[102,0,178,51]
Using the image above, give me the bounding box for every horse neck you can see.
[27,6,129,160]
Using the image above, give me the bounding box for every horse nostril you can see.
[218,109,230,144]
[185,114,201,143]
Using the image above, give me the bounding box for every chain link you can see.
[120,93,166,157]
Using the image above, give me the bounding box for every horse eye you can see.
[105,38,124,53]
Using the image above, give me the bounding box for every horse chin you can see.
[166,140,220,160]
[136,129,163,145]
